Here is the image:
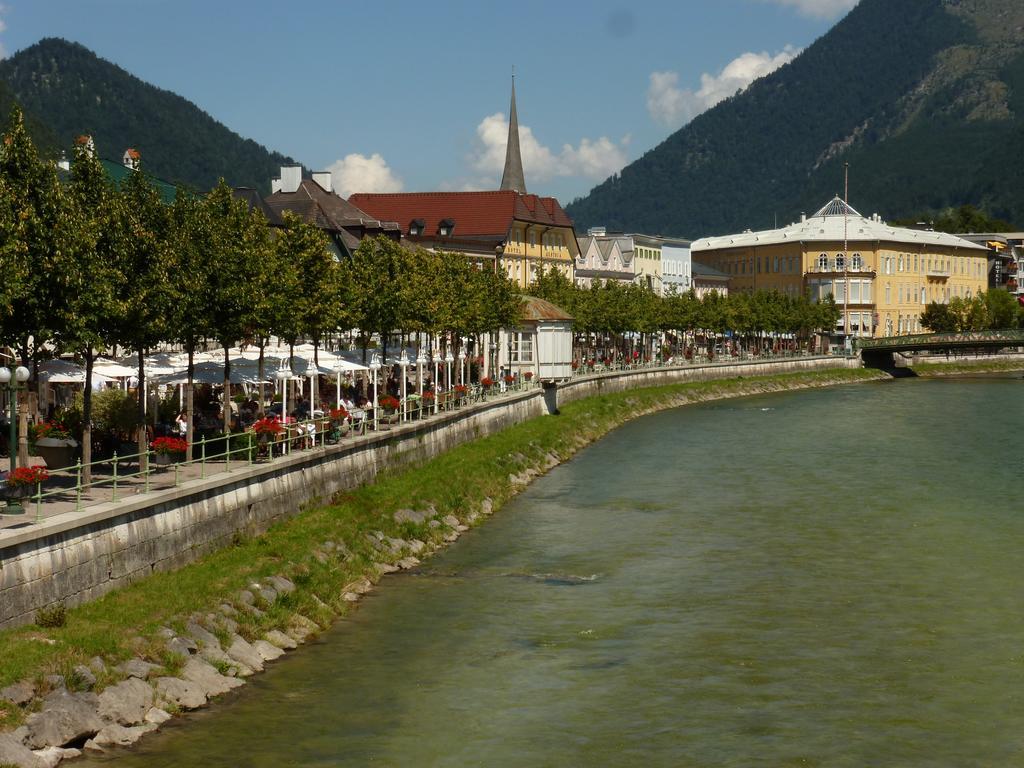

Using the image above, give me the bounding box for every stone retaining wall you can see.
[0,356,856,629]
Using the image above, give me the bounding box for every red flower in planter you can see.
[503,375,515,385]
[524,371,534,380]
[7,466,48,487]
[422,391,435,402]
[252,417,284,435]
[480,377,494,388]
[379,395,401,412]
[329,407,349,420]
[151,436,188,455]
[454,384,468,396]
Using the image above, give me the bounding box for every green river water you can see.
[83,375,1024,767]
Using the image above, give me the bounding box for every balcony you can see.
[926,269,950,280]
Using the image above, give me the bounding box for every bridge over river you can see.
[856,330,1024,367]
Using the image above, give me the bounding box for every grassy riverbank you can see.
[908,357,1024,376]
[0,366,883,730]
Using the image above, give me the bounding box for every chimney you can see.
[800,213,806,223]
[123,148,140,171]
[312,171,332,193]
[57,152,70,172]
[271,178,282,193]
[588,226,607,236]
[74,135,96,158]
[280,165,302,194]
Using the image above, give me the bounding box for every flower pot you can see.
[3,484,32,507]
[154,452,172,467]
[34,437,78,470]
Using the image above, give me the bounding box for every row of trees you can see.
[0,107,520,476]
[920,290,1024,333]
[530,269,841,357]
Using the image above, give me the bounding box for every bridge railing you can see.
[856,329,1024,351]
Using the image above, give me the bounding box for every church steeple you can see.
[499,75,527,194]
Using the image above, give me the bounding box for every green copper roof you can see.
[99,158,179,204]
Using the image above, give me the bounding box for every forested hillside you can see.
[566,0,1024,237]
[0,38,300,192]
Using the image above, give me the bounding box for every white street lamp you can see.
[432,349,440,415]
[458,348,466,386]
[304,359,318,418]
[399,350,409,422]
[369,353,381,430]
[333,360,345,411]
[275,362,291,454]
[444,351,453,411]
[416,349,426,400]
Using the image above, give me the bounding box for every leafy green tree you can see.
[113,165,174,464]
[63,140,121,482]
[983,289,1018,329]
[203,180,274,434]
[166,190,214,456]
[0,106,68,366]
[920,301,957,332]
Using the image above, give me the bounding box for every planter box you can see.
[34,437,78,470]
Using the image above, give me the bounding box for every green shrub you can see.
[35,602,66,628]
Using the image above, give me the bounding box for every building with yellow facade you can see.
[349,79,577,288]
[691,197,989,338]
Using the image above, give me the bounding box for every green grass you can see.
[0,366,882,728]
[910,358,1024,375]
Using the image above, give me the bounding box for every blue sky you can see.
[0,0,857,202]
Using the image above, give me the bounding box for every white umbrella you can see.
[93,357,138,378]
[38,359,115,385]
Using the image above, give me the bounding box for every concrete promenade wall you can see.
[0,356,857,629]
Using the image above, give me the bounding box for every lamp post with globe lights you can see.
[399,350,409,423]
[444,351,454,410]
[275,363,291,454]
[369,353,381,430]
[0,365,31,514]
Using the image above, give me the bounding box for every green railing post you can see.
[174,461,180,487]
[112,452,119,502]
[200,437,206,480]
[144,451,151,493]
[35,481,41,523]
[75,461,82,512]
[225,435,231,473]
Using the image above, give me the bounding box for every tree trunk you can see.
[257,340,266,417]
[136,347,148,473]
[186,345,195,462]
[81,349,95,486]
[222,344,231,435]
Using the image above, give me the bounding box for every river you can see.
[83,375,1024,767]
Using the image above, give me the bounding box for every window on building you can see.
[818,253,828,271]
[920,287,926,304]
[898,255,904,272]
[836,253,846,271]
[852,253,863,271]
[511,332,534,363]
[529,231,536,247]
[885,284,891,304]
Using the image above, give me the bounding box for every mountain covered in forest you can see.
[566,0,1024,237]
[0,38,300,192]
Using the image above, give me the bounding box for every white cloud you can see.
[469,112,629,185]
[647,46,800,128]
[760,0,858,19]
[327,152,403,198]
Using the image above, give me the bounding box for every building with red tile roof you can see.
[349,189,578,287]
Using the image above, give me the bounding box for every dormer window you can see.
[408,218,426,237]
[438,218,455,237]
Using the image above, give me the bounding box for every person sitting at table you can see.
[341,394,365,428]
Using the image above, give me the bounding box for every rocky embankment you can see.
[0,498,495,767]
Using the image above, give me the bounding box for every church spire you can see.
[499,74,527,194]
